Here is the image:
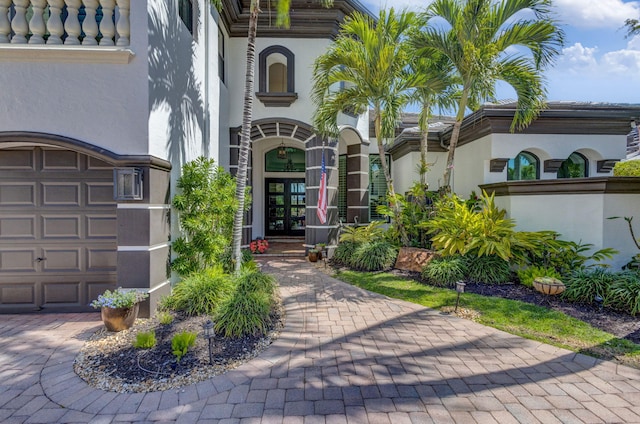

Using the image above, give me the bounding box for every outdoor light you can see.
[277,140,288,160]
[594,295,604,312]
[113,167,143,200]
[454,281,466,313]
[203,320,215,365]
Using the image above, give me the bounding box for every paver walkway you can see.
[1,258,640,423]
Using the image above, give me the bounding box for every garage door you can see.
[0,147,117,313]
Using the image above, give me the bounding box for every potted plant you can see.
[90,288,149,332]
[533,276,565,295]
[249,238,269,254]
[308,248,319,262]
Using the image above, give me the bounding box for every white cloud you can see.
[553,0,640,29]
[556,41,640,80]
[629,35,640,50]
[559,42,599,70]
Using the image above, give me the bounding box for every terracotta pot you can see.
[533,279,566,295]
[101,303,139,332]
[308,251,318,262]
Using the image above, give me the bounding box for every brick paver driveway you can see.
[1,258,640,423]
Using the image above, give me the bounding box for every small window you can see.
[179,0,193,34]
[218,27,225,82]
[369,154,389,220]
[265,146,305,172]
[558,152,588,178]
[269,63,287,93]
[508,151,539,181]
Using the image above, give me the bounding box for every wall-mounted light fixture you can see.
[113,167,143,200]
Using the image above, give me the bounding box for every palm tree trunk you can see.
[419,103,430,188]
[442,88,469,190]
[232,0,260,274]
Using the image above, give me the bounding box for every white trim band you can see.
[118,242,171,252]
[117,204,171,210]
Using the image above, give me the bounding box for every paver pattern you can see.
[1,258,640,423]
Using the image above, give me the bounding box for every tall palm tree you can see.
[411,0,564,189]
[210,0,332,273]
[625,18,640,37]
[312,8,417,226]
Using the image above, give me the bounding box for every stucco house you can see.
[0,0,638,315]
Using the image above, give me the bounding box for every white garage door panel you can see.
[0,147,117,313]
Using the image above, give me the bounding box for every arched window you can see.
[508,151,539,181]
[265,146,305,172]
[257,46,297,106]
[557,152,588,178]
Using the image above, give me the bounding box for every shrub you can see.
[516,266,562,288]
[171,332,197,362]
[171,157,241,277]
[351,241,398,271]
[549,241,617,277]
[220,247,254,274]
[339,221,385,244]
[608,271,640,315]
[236,268,277,298]
[562,268,616,305]
[157,311,174,325]
[333,241,359,267]
[133,331,157,349]
[215,291,273,338]
[161,266,235,316]
[613,160,640,176]
[421,256,467,287]
[465,255,512,284]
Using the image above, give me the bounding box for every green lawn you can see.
[336,270,640,369]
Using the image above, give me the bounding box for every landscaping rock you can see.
[394,247,435,272]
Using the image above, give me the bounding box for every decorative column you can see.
[29,0,48,44]
[115,0,130,46]
[81,0,100,45]
[0,0,11,44]
[346,143,370,224]
[98,0,116,46]
[63,0,82,45]
[10,0,29,44]
[46,0,65,45]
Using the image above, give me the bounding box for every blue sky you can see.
[360,0,640,105]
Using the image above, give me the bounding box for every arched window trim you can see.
[508,151,540,181]
[257,45,298,107]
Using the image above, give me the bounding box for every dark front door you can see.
[266,179,305,236]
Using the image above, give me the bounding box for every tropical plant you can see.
[465,255,512,284]
[516,265,562,288]
[171,332,197,362]
[312,8,418,243]
[161,266,235,316]
[157,311,174,325]
[411,0,564,188]
[609,271,640,315]
[351,241,399,272]
[613,160,640,176]
[213,0,334,273]
[133,331,157,349]
[171,157,238,277]
[215,289,273,338]
[563,268,616,305]
[421,255,467,287]
[332,240,359,267]
[236,268,277,299]
[544,241,617,277]
[339,221,385,244]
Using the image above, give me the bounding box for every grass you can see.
[336,269,640,369]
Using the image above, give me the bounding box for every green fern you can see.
[171,332,197,362]
[133,331,156,349]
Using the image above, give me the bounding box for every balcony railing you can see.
[0,0,130,46]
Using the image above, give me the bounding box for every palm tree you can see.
[410,0,564,189]
[210,0,332,273]
[406,52,459,187]
[312,8,417,230]
[624,18,640,37]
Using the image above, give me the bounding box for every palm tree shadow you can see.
[148,2,208,167]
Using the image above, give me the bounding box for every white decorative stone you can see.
[98,0,115,46]
[29,0,48,44]
[0,0,10,44]
[115,0,130,46]
[46,0,65,45]
[10,0,30,44]
[82,0,100,45]
[64,0,82,45]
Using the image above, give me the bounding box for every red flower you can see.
[250,239,269,254]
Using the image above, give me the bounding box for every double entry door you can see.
[266,178,305,236]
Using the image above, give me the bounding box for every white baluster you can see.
[115,0,129,46]
[11,0,30,44]
[98,0,115,45]
[0,0,11,44]
[29,0,48,44]
[64,0,82,45]
[82,0,99,45]
[46,0,65,44]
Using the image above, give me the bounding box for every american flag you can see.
[317,148,327,224]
